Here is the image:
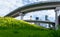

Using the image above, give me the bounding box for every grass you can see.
[0,17,60,37]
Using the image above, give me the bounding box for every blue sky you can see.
[0,0,60,22]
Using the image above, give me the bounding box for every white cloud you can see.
[0,0,24,16]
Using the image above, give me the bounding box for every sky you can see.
[16,9,55,22]
[0,0,60,22]
[0,0,24,16]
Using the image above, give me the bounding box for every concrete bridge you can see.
[24,20,55,29]
[5,1,60,30]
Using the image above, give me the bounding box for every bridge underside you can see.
[6,8,55,17]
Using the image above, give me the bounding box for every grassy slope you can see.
[0,17,60,37]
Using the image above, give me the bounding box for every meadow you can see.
[0,17,60,37]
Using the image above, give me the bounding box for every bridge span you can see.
[5,1,60,30]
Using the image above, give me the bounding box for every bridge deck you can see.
[24,20,55,24]
[4,2,60,17]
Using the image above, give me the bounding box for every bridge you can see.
[5,1,60,30]
[24,20,55,29]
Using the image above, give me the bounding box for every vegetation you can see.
[0,17,60,37]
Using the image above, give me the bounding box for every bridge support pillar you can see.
[19,13,25,20]
[55,7,60,30]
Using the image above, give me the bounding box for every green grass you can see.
[0,17,60,37]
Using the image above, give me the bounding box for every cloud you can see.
[0,0,24,16]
